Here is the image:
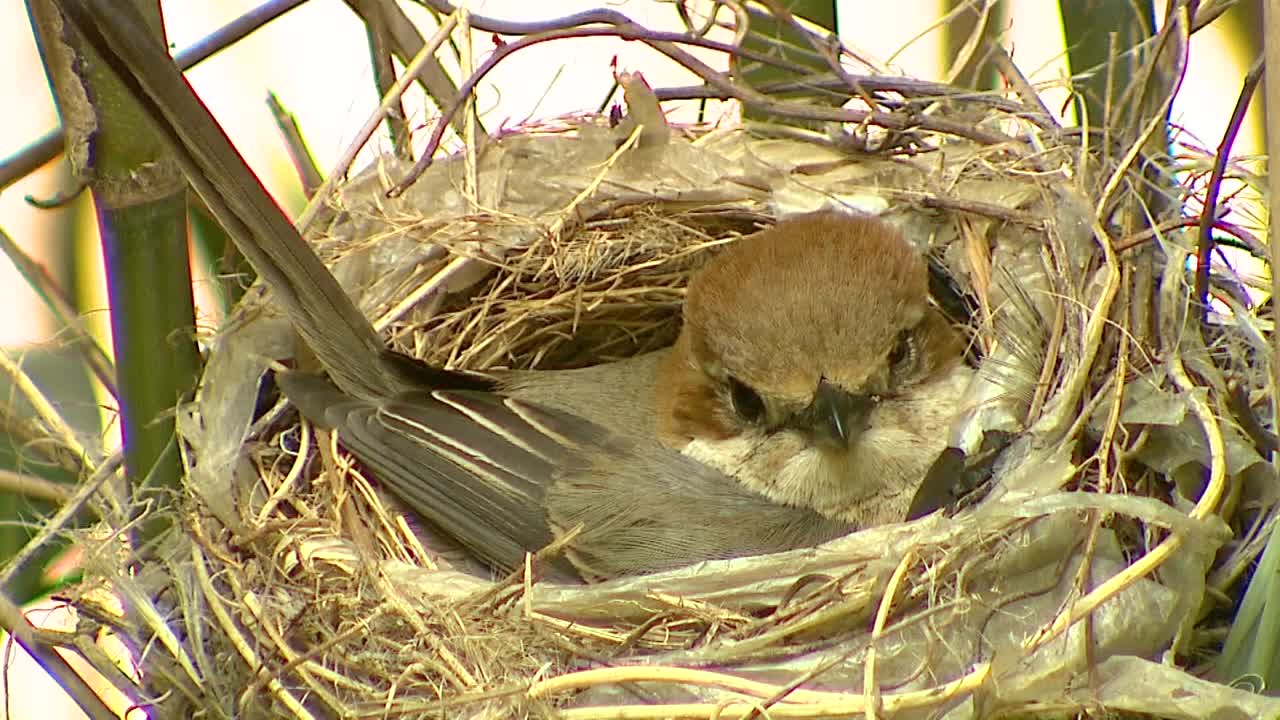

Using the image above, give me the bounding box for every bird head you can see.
[656,210,968,524]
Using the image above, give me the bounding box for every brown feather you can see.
[660,210,951,443]
[655,210,971,524]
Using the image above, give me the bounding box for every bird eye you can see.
[888,331,916,373]
[727,377,766,423]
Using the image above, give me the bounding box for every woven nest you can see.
[62,8,1278,720]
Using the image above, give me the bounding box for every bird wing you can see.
[278,371,582,578]
[547,443,856,580]
[279,371,856,582]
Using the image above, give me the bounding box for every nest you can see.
[45,4,1278,720]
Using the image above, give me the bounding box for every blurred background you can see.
[0,1,1265,716]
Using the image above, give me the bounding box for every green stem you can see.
[29,0,201,545]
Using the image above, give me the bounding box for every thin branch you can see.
[1193,56,1263,320]
[0,594,116,720]
[1114,215,1263,256]
[0,468,74,505]
[989,42,1058,128]
[1266,0,1280,449]
[361,7,412,159]
[390,18,1018,195]
[342,0,478,139]
[1191,0,1243,33]
[0,350,90,463]
[883,189,1046,227]
[654,74,1057,127]
[0,225,117,396]
[0,0,308,190]
[0,453,122,590]
[293,13,462,234]
[266,93,324,197]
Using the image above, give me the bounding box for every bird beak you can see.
[806,380,874,450]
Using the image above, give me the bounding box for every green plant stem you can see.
[29,0,201,545]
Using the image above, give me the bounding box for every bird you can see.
[278,210,972,581]
[58,0,971,582]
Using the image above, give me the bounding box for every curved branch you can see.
[389,12,1019,196]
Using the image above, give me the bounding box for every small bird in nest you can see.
[64,0,973,582]
[280,211,972,581]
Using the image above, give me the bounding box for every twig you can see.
[0,400,80,473]
[1094,71,1185,224]
[1024,266,1066,426]
[235,584,353,711]
[425,0,815,76]
[1035,213,1122,450]
[169,0,309,68]
[1115,215,1264,255]
[1266,0,1280,449]
[0,349,89,462]
[392,4,1019,195]
[1193,56,1263,320]
[360,4,413,160]
[892,190,1046,227]
[293,12,462,233]
[529,665,834,704]
[266,93,324,197]
[1190,0,1237,33]
[673,0,724,38]
[0,225,117,396]
[0,0,308,190]
[655,75,1057,127]
[0,594,116,720]
[989,42,1058,128]
[0,468,73,504]
[752,0,852,94]
[371,248,461,331]
[0,453,120,589]
[343,0,477,139]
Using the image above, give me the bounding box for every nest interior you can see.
[64,9,1279,720]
